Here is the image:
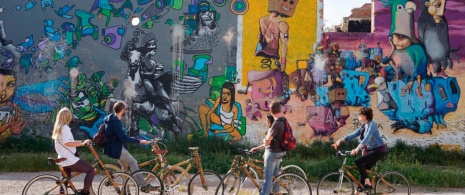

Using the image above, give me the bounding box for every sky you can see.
[324,0,371,27]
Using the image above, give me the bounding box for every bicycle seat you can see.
[47,157,67,165]
[153,149,167,154]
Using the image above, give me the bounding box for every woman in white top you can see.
[52,107,94,195]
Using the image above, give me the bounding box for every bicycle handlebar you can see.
[148,137,163,145]
[336,150,352,157]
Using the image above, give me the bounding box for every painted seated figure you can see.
[198,82,245,141]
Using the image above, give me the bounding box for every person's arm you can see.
[250,144,265,153]
[332,125,363,149]
[64,139,91,147]
[351,121,379,155]
[109,122,140,144]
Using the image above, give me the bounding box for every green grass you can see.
[1,136,465,188]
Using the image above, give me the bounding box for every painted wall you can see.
[0,0,464,150]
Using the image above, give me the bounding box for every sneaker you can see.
[76,190,90,195]
[141,184,159,193]
[364,184,373,190]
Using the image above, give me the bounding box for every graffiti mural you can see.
[121,32,204,138]
[0,68,27,142]
[0,0,463,149]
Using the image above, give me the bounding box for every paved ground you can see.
[2,171,464,195]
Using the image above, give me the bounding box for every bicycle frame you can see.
[337,151,397,193]
[226,152,292,193]
[50,144,120,193]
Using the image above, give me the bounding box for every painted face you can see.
[221,88,231,104]
[425,0,446,23]
[392,33,412,50]
[200,11,215,28]
[269,0,299,17]
[0,74,16,103]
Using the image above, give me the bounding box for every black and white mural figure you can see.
[121,33,182,137]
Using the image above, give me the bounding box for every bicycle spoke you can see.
[23,174,67,195]
[281,165,307,179]
[162,167,190,194]
[375,171,410,195]
[272,173,312,195]
[317,172,354,195]
[98,172,139,195]
[188,170,222,195]
[132,170,163,195]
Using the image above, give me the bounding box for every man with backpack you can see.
[102,101,149,188]
[251,101,295,195]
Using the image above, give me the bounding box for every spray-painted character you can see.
[255,0,299,72]
[0,68,27,142]
[380,0,428,98]
[418,0,460,78]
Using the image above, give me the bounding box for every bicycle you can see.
[216,149,312,195]
[228,149,307,181]
[128,138,222,194]
[317,150,411,195]
[22,142,140,195]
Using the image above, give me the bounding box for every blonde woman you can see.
[52,107,94,195]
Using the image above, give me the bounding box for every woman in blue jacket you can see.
[332,107,388,194]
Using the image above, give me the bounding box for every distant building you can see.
[339,2,372,32]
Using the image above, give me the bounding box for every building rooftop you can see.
[348,3,371,19]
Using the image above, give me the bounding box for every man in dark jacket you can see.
[103,101,149,186]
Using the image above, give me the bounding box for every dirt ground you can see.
[2,171,464,195]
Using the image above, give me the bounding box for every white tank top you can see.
[219,104,234,125]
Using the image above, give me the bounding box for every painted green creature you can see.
[381,0,428,98]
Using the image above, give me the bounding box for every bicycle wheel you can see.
[317,172,354,195]
[216,169,261,195]
[271,172,312,195]
[187,170,222,195]
[281,164,307,179]
[22,174,67,195]
[375,171,410,195]
[91,164,122,195]
[161,166,191,194]
[98,172,139,195]
[131,169,164,194]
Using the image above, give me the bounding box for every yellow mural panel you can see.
[241,0,318,86]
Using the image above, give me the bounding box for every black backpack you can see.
[93,123,107,147]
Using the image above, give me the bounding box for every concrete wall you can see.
[0,0,464,150]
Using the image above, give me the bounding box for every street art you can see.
[75,10,99,41]
[41,0,54,11]
[367,0,461,133]
[418,0,459,77]
[170,0,220,54]
[121,32,203,138]
[101,25,127,50]
[255,0,299,72]
[44,19,61,42]
[0,0,463,149]
[16,34,34,53]
[230,0,249,15]
[54,4,75,19]
[0,68,27,142]
[14,77,70,114]
[198,82,245,141]
[69,71,117,122]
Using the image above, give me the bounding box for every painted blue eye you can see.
[397,5,403,11]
